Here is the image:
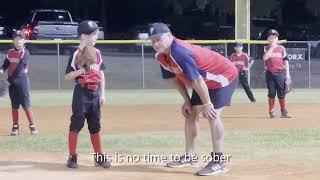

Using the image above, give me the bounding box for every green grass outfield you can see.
[0,129,319,163]
[0,89,320,107]
[0,89,319,164]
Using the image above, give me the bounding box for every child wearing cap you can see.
[263,29,292,118]
[64,20,110,168]
[0,32,38,136]
[230,42,256,102]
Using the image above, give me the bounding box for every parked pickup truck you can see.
[21,9,104,40]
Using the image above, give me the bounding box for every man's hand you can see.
[270,38,278,47]
[285,76,293,94]
[78,63,90,73]
[271,42,277,47]
[100,96,105,106]
[285,74,291,82]
[7,76,13,84]
[0,69,3,74]
[78,67,86,76]
[181,101,192,118]
[201,103,217,120]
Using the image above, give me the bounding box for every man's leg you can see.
[208,108,224,153]
[240,71,255,102]
[20,76,38,134]
[266,72,277,118]
[196,77,238,176]
[87,93,111,169]
[197,108,229,176]
[66,86,85,169]
[9,83,20,136]
[185,108,200,155]
[167,108,200,168]
[274,72,292,118]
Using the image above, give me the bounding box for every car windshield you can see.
[33,11,71,22]
[0,17,5,25]
[252,19,276,27]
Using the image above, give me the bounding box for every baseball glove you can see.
[78,46,97,72]
[285,79,293,94]
[0,77,9,97]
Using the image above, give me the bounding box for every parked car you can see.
[21,9,104,40]
[0,16,13,39]
[21,9,79,40]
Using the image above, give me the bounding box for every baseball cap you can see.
[148,22,171,39]
[267,29,279,37]
[12,31,26,39]
[235,42,243,47]
[77,20,99,36]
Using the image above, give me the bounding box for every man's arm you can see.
[64,54,85,80]
[284,60,291,79]
[170,47,211,105]
[191,76,211,105]
[243,53,253,70]
[170,74,213,116]
[65,68,85,80]
[248,59,254,68]
[170,77,194,118]
[171,46,216,119]
[263,45,276,61]
[247,53,254,69]
[1,58,10,73]
[171,77,190,103]
[191,76,216,120]
[282,47,290,79]
[99,70,106,106]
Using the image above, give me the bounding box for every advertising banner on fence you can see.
[286,48,308,88]
[286,48,307,71]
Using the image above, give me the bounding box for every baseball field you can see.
[0,89,319,180]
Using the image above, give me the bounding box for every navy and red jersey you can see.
[264,45,287,71]
[230,53,250,71]
[65,47,106,85]
[156,38,238,89]
[1,48,29,77]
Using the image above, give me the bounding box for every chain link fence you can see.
[0,40,319,90]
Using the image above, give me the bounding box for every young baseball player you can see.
[148,23,238,176]
[0,32,38,136]
[230,42,256,102]
[263,29,292,118]
[64,20,110,169]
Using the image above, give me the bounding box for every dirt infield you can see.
[0,103,319,180]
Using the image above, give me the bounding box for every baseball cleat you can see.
[94,155,111,168]
[281,109,292,118]
[196,161,228,176]
[269,110,277,118]
[66,155,78,168]
[166,154,198,168]
[29,124,38,134]
[11,124,20,136]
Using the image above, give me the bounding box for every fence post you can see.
[224,43,228,58]
[247,43,251,86]
[57,43,61,90]
[308,42,311,88]
[141,42,145,89]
